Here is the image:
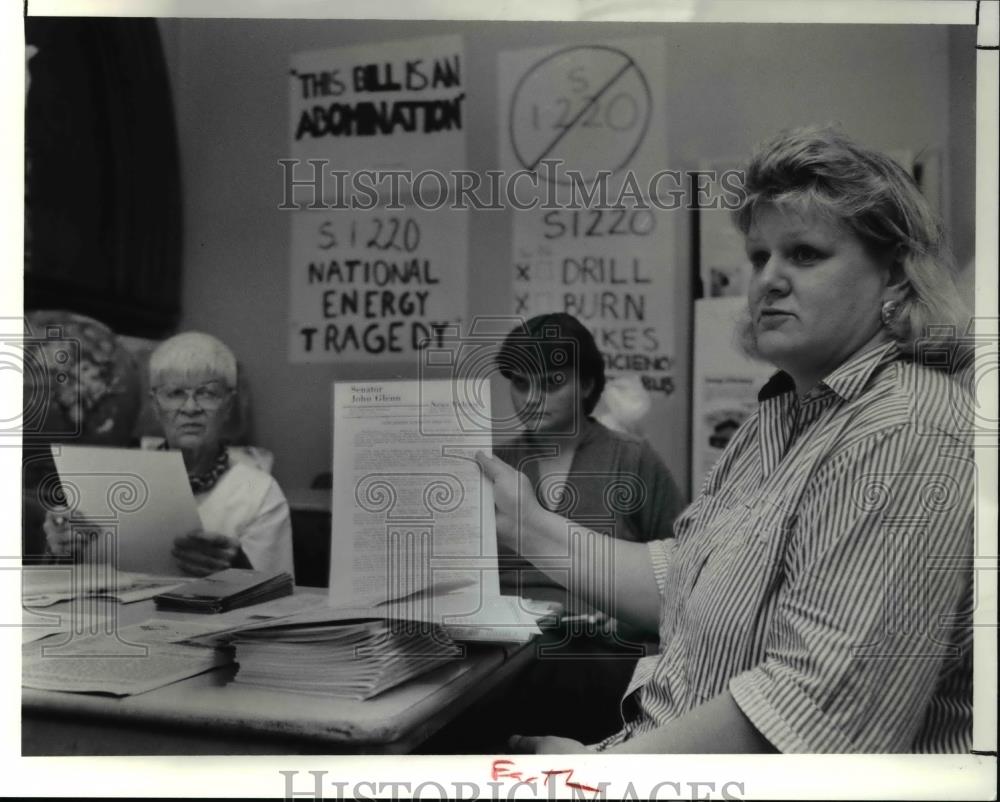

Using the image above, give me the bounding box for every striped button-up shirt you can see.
[597,342,974,752]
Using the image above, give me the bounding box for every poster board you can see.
[509,206,676,396]
[288,36,468,362]
[288,207,468,362]
[289,35,466,186]
[499,37,677,398]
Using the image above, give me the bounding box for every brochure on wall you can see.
[697,158,750,299]
[329,379,499,607]
[690,298,774,497]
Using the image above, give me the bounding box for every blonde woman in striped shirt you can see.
[477,126,975,753]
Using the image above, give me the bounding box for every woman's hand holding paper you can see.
[475,451,554,558]
[172,530,246,576]
[42,509,101,558]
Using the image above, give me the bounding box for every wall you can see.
[948,25,977,273]
[158,19,973,494]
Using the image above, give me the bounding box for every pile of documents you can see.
[218,589,557,700]
[381,592,557,644]
[21,593,330,697]
[231,616,462,700]
[154,568,294,614]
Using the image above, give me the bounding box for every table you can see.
[21,590,538,755]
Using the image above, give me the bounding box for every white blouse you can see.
[194,461,295,577]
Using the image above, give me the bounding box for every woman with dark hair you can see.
[479,127,974,753]
[493,312,683,743]
[495,312,682,549]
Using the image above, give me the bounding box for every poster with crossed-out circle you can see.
[500,38,666,189]
[500,37,675,401]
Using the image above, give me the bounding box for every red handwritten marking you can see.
[491,760,601,794]
[491,758,538,784]
[541,769,602,794]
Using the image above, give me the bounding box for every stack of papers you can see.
[153,568,294,614]
[231,617,461,700]
[382,592,557,643]
[21,594,331,696]
[123,594,330,646]
[214,591,557,645]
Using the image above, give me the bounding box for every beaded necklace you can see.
[157,442,231,493]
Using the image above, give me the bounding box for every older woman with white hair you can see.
[44,332,294,577]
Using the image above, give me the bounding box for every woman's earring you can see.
[880,299,900,328]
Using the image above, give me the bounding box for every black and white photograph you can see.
[3,0,997,799]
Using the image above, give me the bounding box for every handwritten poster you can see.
[499,38,674,396]
[509,207,676,396]
[498,38,667,190]
[290,35,466,191]
[289,208,467,362]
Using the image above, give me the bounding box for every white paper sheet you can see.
[227,590,553,644]
[405,592,550,643]
[112,580,188,605]
[21,567,186,607]
[20,610,108,645]
[133,594,330,646]
[329,380,499,607]
[114,618,236,646]
[22,642,228,696]
[50,445,202,575]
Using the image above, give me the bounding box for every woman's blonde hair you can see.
[733,125,971,362]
